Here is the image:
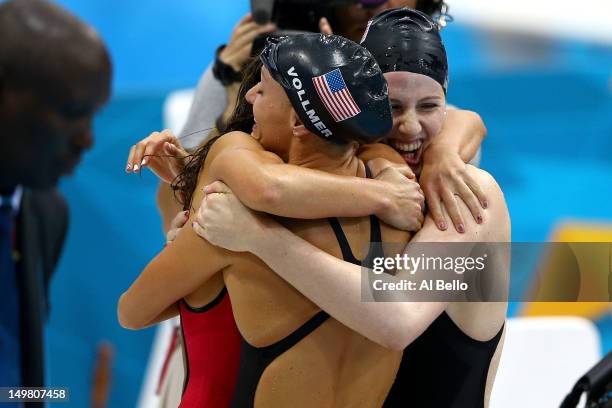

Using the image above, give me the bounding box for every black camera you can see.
[561,352,612,408]
[250,0,448,34]
[250,0,387,33]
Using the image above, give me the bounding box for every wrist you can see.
[213,45,242,86]
[371,181,392,218]
[250,220,286,258]
[423,141,456,162]
[218,55,241,74]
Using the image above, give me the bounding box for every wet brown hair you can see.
[172,57,263,210]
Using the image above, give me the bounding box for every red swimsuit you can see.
[178,287,241,408]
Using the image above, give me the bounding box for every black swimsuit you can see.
[383,311,504,408]
[230,168,385,408]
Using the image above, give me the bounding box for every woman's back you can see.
[224,212,410,407]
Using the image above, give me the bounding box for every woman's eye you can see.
[391,105,401,110]
[419,103,439,111]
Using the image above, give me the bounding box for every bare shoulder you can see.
[465,166,510,242]
[207,131,281,167]
[413,166,509,243]
[466,166,502,195]
[358,143,405,164]
[208,131,262,156]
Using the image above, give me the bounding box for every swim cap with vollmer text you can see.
[260,33,392,145]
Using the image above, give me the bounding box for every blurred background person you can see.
[0,0,111,394]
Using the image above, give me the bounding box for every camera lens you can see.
[358,0,388,8]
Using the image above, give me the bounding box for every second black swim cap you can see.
[260,33,392,145]
[361,8,448,93]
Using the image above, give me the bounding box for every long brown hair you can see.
[172,57,263,210]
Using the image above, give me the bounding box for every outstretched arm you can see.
[205,132,424,231]
[118,175,233,330]
[193,168,509,350]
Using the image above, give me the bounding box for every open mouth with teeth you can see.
[390,139,424,167]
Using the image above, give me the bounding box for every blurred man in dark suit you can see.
[0,0,111,392]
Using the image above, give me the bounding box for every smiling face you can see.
[384,71,446,174]
[244,65,295,160]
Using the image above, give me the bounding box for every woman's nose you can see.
[245,84,259,104]
[398,112,422,137]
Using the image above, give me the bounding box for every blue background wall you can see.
[44,1,612,406]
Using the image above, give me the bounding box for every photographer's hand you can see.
[319,17,333,35]
[219,13,276,72]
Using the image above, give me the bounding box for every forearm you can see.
[429,109,486,163]
[143,303,179,328]
[157,182,183,234]
[119,220,230,330]
[243,164,390,219]
[212,147,390,219]
[180,65,228,151]
[119,296,178,330]
[220,83,240,130]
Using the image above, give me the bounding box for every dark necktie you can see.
[0,199,21,387]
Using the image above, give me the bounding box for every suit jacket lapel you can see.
[17,189,46,387]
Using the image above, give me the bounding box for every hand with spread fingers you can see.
[219,14,276,73]
[419,144,488,233]
[126,129,189,184]
[192,181,276,252]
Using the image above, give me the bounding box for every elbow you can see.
[469,110,487,140]
[377,320,416,351]
[117,293,146,330]
[244,174,283,212]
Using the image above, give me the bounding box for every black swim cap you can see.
[360,8,448,93]
[260,33,392,145]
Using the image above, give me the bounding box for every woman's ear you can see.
[290,110,309,137]
[251,130,262,142]
[292,124,310,138]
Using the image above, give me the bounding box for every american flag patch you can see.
[312,69,361,122]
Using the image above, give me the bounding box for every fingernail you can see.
[483,200,489,209]
[141,159,146,166]
[458,224,465,233]
[439,222,447,230]
[126,164,132,172]
[203,185,210,193]
[133,164,139,172]
[191,222,195,228]
[477,214,483,224]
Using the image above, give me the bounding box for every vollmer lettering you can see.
[287,66,333,138]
